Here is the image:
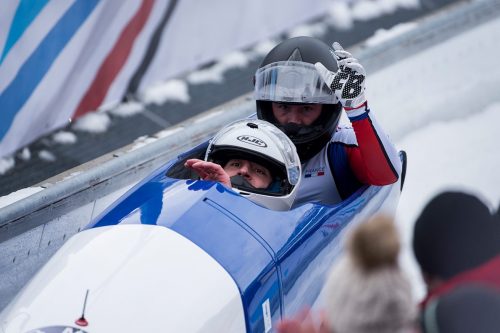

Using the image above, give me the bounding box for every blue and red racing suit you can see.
[293,102,401,206]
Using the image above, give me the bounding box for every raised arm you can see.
[315,42,401,185]
[184,159,232,187]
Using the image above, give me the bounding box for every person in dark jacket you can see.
[412,191,500,309]
[420,284,500,333]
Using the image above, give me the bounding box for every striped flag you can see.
[0,0,163,158]
[0,0,332,160]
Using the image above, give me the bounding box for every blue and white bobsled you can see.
[0,142,406,333]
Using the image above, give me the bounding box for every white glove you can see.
[315,42,367,109]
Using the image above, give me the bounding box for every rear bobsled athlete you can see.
[185,119,301,211]
[254,36,402,206]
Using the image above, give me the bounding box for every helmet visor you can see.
[254,61,338,104]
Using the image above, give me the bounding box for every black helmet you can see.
[254,36,342,161]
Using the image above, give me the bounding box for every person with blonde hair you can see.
[277,214,416,333]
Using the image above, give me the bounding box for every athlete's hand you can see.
[315,42,367,109]
[184,159,231,187]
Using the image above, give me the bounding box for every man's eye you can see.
[230,162,240,167]
[255,168,267,176]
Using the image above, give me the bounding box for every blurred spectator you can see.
[324,214,416,333]
[420,284,500,333]
[277,214,417,333]
[412,191,500,308]
[276,308,331,333]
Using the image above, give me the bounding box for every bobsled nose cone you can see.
[0,226,246,333]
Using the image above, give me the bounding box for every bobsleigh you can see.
[0,141,406,333]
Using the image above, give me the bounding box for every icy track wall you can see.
[1,0,500,312]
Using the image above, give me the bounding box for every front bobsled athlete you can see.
[254,37,402,206]
[185,119,301,211]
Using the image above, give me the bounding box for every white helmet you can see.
[205,119,301,211]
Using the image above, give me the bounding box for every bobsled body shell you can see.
[0,141,402,333]
[0,224,246,333]
[86,143,401,331]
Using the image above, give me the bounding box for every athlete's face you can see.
[272,102,322,126]
[224,159,272,189]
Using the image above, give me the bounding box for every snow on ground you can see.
[288,22,328,39]
[72,112,111,133]
[327,2,354,30]
[52,131,77,145]
[0,156,15,175]
[187,51,250,85]
[155,126,185,139]
[327,0,419,30]
[361,14,500,301]
[364,22,417,46]
[129,135,159,152]
[251,40,279,57]
[17,147,31,161]
[109,100,144,117]
[395,102,500,300]
[0,187,44,209]
[140,79,190,105]
[38,150,56,162]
